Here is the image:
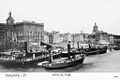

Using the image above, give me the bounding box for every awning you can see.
[41,42,53,49]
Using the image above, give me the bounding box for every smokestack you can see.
[67,41,71,58]
[24,42,28,53]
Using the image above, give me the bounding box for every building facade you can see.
[91,22,110,44]
[14,21,44,52]
[113,35,120,44]
[52,31,61,44]
[0,12,44,52]
[43,31,50,44]
[0,12,15,51]
[60,32,71,42]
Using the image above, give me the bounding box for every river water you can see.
[0,50,120,72]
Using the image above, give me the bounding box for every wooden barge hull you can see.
[113,47,120,50]
[0,58,49,68]
[42,58,85,69]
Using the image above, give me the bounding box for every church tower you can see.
[93,22,98,33]
[6,11,14,25]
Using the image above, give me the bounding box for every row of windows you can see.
[6,31,44,38]
[7,31,14,36]
[114,39,120,42]
[26,30,43,37]
[35,39,41,42]
[0,28,4,30]
[18,32,23,36]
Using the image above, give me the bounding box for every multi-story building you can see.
[109,34,114,44]
[113,35,120,44]
[49,33,53,44]
[71,32,89,48]
[99,32,109,42]
[52,31,61,44]
[0,12,44,52]
[91,22,110,44]
[0,12,15,51]
[14,21,44,52]
[88,34,96,44]
[43,31,50,44]
[60,32,71,42]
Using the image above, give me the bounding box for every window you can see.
[38,32,40,37]
[35,32,37,36]
[30,31,33,36]
[7,31,10,36]
[18,32,21,36]
[0,28,2,30]
[25,31,29,36]
[35,39,38,42]
[26,30,33,36]
[37,39,39,41]
[21,32,23,36]
[27,31,29,36]
[28,25,31,28]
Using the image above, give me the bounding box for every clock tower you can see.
[93,22,98,33]
[6,11,14,25]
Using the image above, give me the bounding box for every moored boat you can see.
[113,45,120,50]
[42,41,85,69]
[42,54,85,69]
[0,50,50,67]
[0,41,51,67]
[85,46,107,56]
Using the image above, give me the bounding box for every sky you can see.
[0,0,120,34]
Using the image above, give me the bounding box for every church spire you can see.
[6,11,14,25]
[93,22,98,33]
[95,22,96,26]
[94,22,98,28]
[9,11,12,17]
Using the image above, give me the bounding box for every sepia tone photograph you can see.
[0,0,120,79]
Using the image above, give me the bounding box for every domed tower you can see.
[93,22,98,33]
[6,11,14,25]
